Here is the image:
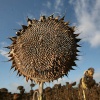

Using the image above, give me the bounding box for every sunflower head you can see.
[7,15,81,83]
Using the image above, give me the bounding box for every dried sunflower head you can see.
[7,15,81,83]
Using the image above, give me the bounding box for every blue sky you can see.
[0,0,100,93]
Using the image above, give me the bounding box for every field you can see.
[0,82,100,100]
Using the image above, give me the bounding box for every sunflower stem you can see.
[38,82,44,100]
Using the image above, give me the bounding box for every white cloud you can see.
[47,1,51,8]
[94,71,100,83]
[0,42,8,46]
[8,82,20,93]
[27,13,34,19]
[94,72,100,80]
[43,1,51,9]
[8,79,37,93]
[54,0,63,14]
[0,42,9,59]
[53,77,66,85]
[16,21,23,26]
[41,0,64,17]
[55,0,61,9]
[71,0,100,48]
[40,10,48,16]
[0,49,8,59]
[41,1,51,16]
[52,77,75,86]
[21,80,31,93]
[90,33,100,47]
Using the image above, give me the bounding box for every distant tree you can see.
[0,88,8,93]
[17,86,25,94]
[17,86,23,90]
[30,82,35,90]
